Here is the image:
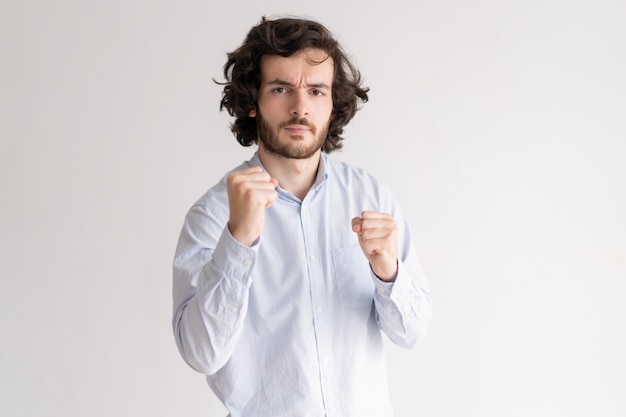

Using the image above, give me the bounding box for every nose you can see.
[289,89,309,117]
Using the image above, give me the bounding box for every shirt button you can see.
[231,307,238,313]
[316,306,323,313]
[309,255,316,262]
[242,258,253,266]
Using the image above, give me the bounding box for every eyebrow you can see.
[266,78,331,89]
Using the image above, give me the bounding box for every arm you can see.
[352,210,431,348]
[172,167,277,374]
[370,237,431,349]
[172,208,257,375]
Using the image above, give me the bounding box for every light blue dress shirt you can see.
[173,152,431,417]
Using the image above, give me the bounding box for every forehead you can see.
[260,48,334,83]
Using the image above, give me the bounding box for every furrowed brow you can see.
[266,79,330,89]
[266,78,295,87]
[308,82,331,90]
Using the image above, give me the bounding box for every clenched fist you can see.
[351,211,399,282]
[227,166,278,246]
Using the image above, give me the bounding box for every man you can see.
[173,16,431,417]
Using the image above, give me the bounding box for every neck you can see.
[258,146,321,201]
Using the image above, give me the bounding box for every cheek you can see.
[313,100,333,121]
[257,101,282,124]
[257,95,282,114]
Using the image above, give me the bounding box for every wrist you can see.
[371,259,398,282]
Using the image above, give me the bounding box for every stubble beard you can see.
[257,112,329,160]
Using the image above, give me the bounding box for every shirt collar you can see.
[249,151,329,198]
[313,154,329,189]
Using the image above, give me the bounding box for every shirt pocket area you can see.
[331,245,375,309]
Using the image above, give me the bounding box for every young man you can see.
[173,16,431,417]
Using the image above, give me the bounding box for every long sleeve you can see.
[172,201,258,375]
[371,189,432,348]
[372,258,431,349]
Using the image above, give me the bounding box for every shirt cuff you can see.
[371,260,411,302]
[209,226,259,288]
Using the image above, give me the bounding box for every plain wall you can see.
[1,0,625,416]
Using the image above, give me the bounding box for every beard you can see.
[257,112,329,160]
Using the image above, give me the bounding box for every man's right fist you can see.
[227,166,278,246]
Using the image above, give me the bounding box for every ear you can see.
[249,109,256,117]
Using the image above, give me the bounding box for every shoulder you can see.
[325,156,389,190]
[324,156,398,212]
[325,156,379,180]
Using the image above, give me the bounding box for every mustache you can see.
[279,117,312,129]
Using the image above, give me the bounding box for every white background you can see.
[1,0,625,416]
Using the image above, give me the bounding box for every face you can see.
[253,48,334,160]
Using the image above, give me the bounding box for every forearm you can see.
[373,258,431,348]
[173,225,257,375]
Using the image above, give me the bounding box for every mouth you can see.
[284,125,311,135]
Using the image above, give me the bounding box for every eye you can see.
[272,87,288,94]
[311,89,325,96]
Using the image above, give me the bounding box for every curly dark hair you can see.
[217,16,370,153]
